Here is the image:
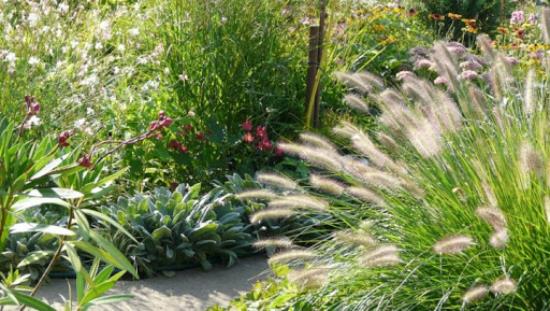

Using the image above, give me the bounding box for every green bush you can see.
[225,9,550,310]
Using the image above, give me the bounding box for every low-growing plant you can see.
[227,8,550,310]
[102,181,255,276]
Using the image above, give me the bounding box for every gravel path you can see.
[34,256,269,311]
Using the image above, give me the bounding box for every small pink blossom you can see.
[510,11,525,25]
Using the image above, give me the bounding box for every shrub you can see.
[227,8,550,310]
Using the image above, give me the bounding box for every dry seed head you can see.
[524,69,536,115]
[433,235,475,255]
[335,72,380,94]
[490,229,509,249]
[462,285,489,304]
[351,133,407,175]
[333,230,377,248]
[477,34,496,61]
[256,173,298,191]
[301,148,344,172]
[481,181,498,208]
[299,132,338,153]
[236,189,278,201]
[490,277,517,295]
[344,93,370,113]
[346,186,386,207]
[309,174,345,196]
[363,171,403,191]
[541,7,550,44]
[268,195,329,212]
[277,142,305,157]
[249,208,295,224]
[287,267,330,288]
[332,121,361,140]
[360,245,401,267]
[476,206,507,231]
[253,237,294,250]
[376,132,399,153]
[405,118,443,158]
[519,141,544,174]
[268,249,316,265]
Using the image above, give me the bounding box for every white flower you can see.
[5,52,16,63]
[99,20,112,40]
[128,27,139,37]
[94,42,103,50]
[58,3,69,14]
[28,13,40,27]
[74,118,86,129]
[86,107,95,115]
[28,56,40,66]
[117,44,126,53]
[24,115,41,129]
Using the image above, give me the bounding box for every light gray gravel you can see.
[34,256,269,311]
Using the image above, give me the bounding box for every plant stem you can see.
[19,207,75,311]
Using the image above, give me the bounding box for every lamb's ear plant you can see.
[233,8,550,310]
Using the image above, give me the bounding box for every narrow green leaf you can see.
[16,251,52,268]
[12,292,56,311]
[80,209,136,242]
[10,223,75,236]
[27,188,84,200]
[30,154,69,181]
[13,197,70,212]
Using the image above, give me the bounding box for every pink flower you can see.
[179,145,188,153]
[460,70,479,80]
[58,131,71,147]
[255,126,268,139]
[510,11,525,25]
[434,76,449,85]
[159,116,173,128]
[274,147,284,157]
[242,132,254,143]
[396,71,415,81]
[241,119,253,131]
[149,120,160,131]
[78,154,93,168]
[257,138,272,151]
[25,96,40,115]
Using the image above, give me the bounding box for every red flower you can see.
[78,154,93,168]
[168,139,181,150]
[241,119,253,131]
[242,132,254,143]
[58,131,71,147]
[255,126,268,139]
[274,147,284,157]
[159,116,173,128]
[158,111,166,118]
[25,96,40,115]
[195,132,205,141]
[179,145,188,153]
[516,29,525,39]
[257,138,272,151]
[183,124,194,134]
[149,120,160,131]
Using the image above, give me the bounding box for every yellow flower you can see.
[448,13,462,20]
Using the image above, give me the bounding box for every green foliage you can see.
[224,10,550,309]
[101,179,256,276]
[409,0,514,40]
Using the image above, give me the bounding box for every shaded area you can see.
[36,256,269,310]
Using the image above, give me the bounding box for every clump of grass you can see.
[237,8,550,310]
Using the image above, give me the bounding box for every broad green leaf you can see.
[13,197,70,212]
[10,223,75,236]
[151,226,172,241]
[27,188,83,200]
[80,209,136,242]
[16,251,52,268]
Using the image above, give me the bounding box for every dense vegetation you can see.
[1,0,547,310]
